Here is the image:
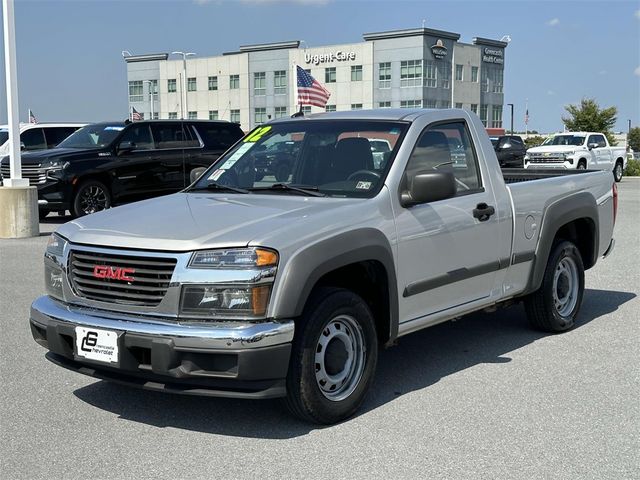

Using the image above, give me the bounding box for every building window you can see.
[471,66,479,83]
[481,69,489,92]
[230,109,240,123]
[491,105,503,128]
[230,74,240,90]
[400,60,422,87]
[274,70,287,95]
[128,81,143,102]
[351,103,363,110]
[325,105,336,112]
[480,105,488,126]
[439,100,451,109]
[440,62,451,89]
[152,112,159,120]
[424,60,437,88]
[168,112,178,119]
[148,79,158,95]
[455,102,463,109]
[379,101,391,108]
[471,103,478,114]
[188,111,197,119]
[209,110,219,120]
[351,65,363,82]
[302,106,311,115]
[168,79,177,93]
[325,67,336,83]
[254,72,266,96]
[208,76,218,91]
[254,107,267,125]
[274,106,287,118]
[424,99,437,109]
[400,100,422,108]
[492,69,503,94]
[378,62,391,89]
[455,64,464,81]
[187,77,197,92]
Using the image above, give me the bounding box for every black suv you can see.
[490,135,526,168]
[0,120,244,217]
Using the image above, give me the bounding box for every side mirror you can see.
[400,171,457,207]
[587,142,598,150]
[117,140,136,154]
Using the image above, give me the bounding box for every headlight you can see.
[180,284,271,319]
[44,233,67,300]
[189,247,278,269]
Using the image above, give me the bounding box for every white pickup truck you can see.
[30,110,617,424]
[524,132,627,182]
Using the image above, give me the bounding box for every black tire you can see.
[577,160,587,170]
[284,287,378,424]
[524,240,585,332]
[72,180,111,218]
[613,161,623,182]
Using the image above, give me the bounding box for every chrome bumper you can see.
[30,295,295,350]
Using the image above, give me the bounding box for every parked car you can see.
[0,120,244,218]
[524,132,627,182]
[0,122,84,154]
[490,135,526,168]
[30,109,617,424]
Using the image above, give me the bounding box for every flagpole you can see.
[525,98,528,136]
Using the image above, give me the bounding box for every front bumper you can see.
[30,295,294,398]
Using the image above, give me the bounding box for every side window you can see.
[587,135,599,147]
[594,135,606,148]
[510,136,524,147]
[20,128,46,150]
[405,121,481,195]
[151,123,197,149]
[118,124,154,150]
[44,127,78,148]
[195,124,242,150]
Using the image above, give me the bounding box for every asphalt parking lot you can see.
[1,179,638,480]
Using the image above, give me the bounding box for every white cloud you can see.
[547,90,555,96]
[546,18,560,27]
[635,66,640,77]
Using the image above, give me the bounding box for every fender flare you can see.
[271,228,399,343]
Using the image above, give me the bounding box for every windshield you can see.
[0,130,8,146]
[542,135,586,146]
[490,138,498,146]
[189,120,408,198]
[57,124,125,149]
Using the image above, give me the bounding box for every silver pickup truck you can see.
[30,109,617,424]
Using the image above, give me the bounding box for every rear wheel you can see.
[72,180,111,217]
[613,161,623,182]
[284,287,378,424]
[524,240,584,332]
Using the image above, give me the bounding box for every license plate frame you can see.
[74,326,120,365]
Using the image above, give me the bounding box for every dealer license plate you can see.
[75,326,119,364]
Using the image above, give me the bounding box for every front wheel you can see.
[72,180,111,217]
[524,240,585,332]
[284,287,378,424]
[613,161,623,182]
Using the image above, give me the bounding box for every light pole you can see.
[143,80,155,119]
[171,51,195,119]
[507,103,514,135]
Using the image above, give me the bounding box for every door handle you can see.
[473,203,495,221]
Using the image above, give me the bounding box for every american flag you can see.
[28,109,37,124]
[524,107,529,125]
[296,65,331,108]
[131,107,142,121]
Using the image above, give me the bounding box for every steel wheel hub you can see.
[314,314,366,402]
[553,256,579,317]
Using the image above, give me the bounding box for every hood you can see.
[56,192,370,252]
[527,145,586,154]
[0,148,107,166]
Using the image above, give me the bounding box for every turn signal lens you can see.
[255,248,278,267]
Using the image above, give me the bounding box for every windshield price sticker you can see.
[209,169,225,181]
[215,143,255,172]
[75,326,119,364]
[244,126,272,143]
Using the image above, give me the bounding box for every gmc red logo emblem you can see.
[93,265,135,282]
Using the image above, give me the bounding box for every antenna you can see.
[422,19,426,28]
[500,35,512,43]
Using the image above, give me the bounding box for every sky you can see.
[0,0,639,133]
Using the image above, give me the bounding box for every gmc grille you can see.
[68,250,177,307]
[0,164,47,185]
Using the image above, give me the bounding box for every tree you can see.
[525,135,546,149]
[562,98,618,145]
[628,127,640,152]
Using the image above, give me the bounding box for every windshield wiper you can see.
[188,181,250,194]
[250,183,325,197]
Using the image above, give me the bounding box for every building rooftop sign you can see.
[304,51,356,65]
[430,39,448,59]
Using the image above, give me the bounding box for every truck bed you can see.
[501,168,596,184]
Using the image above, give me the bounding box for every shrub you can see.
[623,159,640,177]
